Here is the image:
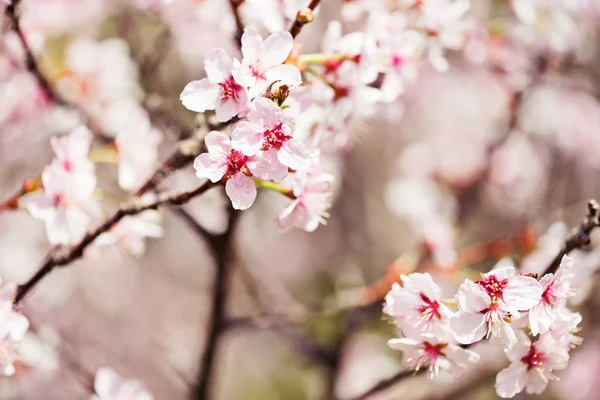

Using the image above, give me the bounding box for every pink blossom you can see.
[495,331,569,398]
[115,109,163,191]
[0,278,29,376]
[450,264,543,348]
[528,255,575,336]
[231,97,314,172]
[233,27,302,97]
[547,307,582,350]
[277,169,334,232]
[21,127,100,245]
[91,367,153,400]
[388,333,479,378]
[95,209,164,257]
[193,130,258,210]
[180,48,249,122]
[383,273,453,337]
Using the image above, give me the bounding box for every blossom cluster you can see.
[384,255,582,398]
[181,27,334,230]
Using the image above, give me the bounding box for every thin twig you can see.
[543,199,600,275]
[14,181,216,303]
[5,0,62,104]
[289,0,322,39]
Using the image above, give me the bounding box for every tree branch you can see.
[289,0,322,39]
[14,181,217,303]
[194,207,240,399]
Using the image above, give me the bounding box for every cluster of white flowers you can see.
[384,255,582,398]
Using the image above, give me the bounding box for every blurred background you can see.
[2,0,600,399]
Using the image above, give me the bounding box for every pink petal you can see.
[241,26,263,65]
[262,31,294,67]
[278,139,313,171]
[204,48,233,83]
[193,153,227,183]
[265,64,302,87]
[504,275,543,311]
[225,173,257,210]
[247,149,288,181]
[204,130,232,155]
[231,121,263,155]
[247,97,282,127]
[277,200,303,231]
[180,79,220,113]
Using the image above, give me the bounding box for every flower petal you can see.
[180,79,220,113]
[225,173,257,210]
[204,48,233,83]
[262,31,294,67]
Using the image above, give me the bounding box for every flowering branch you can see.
[14,180,217,303]
[288,0,321,38]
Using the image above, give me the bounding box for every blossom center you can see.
[392,54,405,68]
[418,341,447,370]
[219,77,241,100]
[261,123,291,150]
[226,149,249,175]
[250,63,266,79]
[521,344,546,370]
[476,275,509,300]
[542,283,558,305]
[417,293,442,322]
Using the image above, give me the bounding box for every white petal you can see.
[504,275,543,311]
[450,311,487,344]
[180,79,220,113]
[225,173,257,210]
[204,48,233,83]
[247,149,288,181]
[495,362,527,398]
[231,121,263,155]
[241,26,264,65]
[456,280,490,313]
[265,64,302,87]
[193,154,227,183]
[94,367,121,397]
[262,31,294,67]
[525,370,549,395]
[278,139,313,170]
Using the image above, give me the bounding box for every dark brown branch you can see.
[543,199,600,275]
[194,207,240,399]
[14,181,216,303]
[288,0,321,39]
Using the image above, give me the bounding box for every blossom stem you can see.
[288,0,322,38]
[14,180,217,303]
[304,66,336,89]
[298,53,356,65]
[89,146,119,164]
[253,179,295,199]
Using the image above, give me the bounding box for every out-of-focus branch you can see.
[228,0,245,45]
[289,0,322,38]
[543,199,600,275]
[5,0,61,104]
[194,207,240,399]
[14,181,217,303]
